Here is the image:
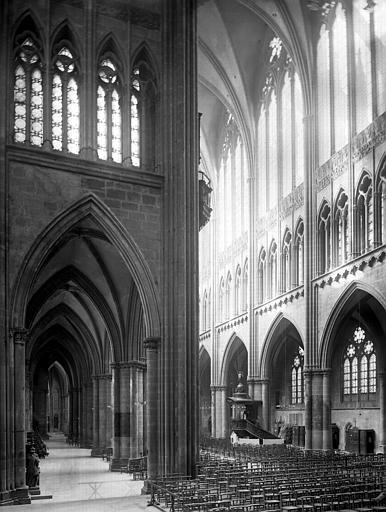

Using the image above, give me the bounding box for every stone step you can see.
[30,494,53,501]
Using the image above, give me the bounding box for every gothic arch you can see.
[10,194,161,339]
[27,302,103,374]
[219,332,247,387]
[376,152,386,180]
[11,10,44,45]
[131,42,159,84]
[97,33,126,76]
[50,20,83,59]
[319,280,386,368]
[259,312,304,378]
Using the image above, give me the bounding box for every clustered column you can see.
[144,338,159,482]
[110,360,146,472]
[210,385,227,438]
[91,374,112,456]
[10,328,30,504]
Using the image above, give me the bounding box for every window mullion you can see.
[62,74,68,152]
[107,88,112,160]
[26,66,32,144]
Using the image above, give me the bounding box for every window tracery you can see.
[334,190,348,266]
[356,173,373,254]
[318,201,331,273]
[343,326,377,402]
[13,34,44,146]
[281,230,292,293]
[294,220,304,286]
[52,45,79,154]
[97,57,122,162]
[291,346,304,404]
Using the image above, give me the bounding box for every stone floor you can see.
[1,432,153,512]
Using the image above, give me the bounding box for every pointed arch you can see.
[281,228,292,292]
[130,43,158,171]
[11,10,44,44]
[50,20,83,59]
[259,312,304,378]
[97,33,126,76]
[96,34,124,163]
[50,21,82,154]
[257,246,267,304]
[318,199,331,274]
[131,43,159,84]
[319,280,386,369]
[333,188,349,266]
[12,11,45,146]
[25,265,121,362]
[219,333,247,387]
[375,153,386,245]
[27,304,98,375]
[10,194,161,339]
[294,217,304,285]
[355,169,373,254]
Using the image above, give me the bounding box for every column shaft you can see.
[261,380,270,431]
[379,372,386,454]
[304,370,312,449]
[91,377,99,456]
[144,338,160,481]
[112,365,121,465]
[98,379,106,451]
[322,370,332,450]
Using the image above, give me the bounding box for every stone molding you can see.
[111,360,146,370]
[210,385,227,392]
[9,328,29,345]
[144,336,161,351]
[316,112,386,192]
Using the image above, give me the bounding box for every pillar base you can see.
[11,487,31,505]
[91,447,103,457]
[28,486,41,496]
[141,480,152,494]
[0,490,12,505]
[110,458,128,472]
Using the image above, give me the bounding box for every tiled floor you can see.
[1,432,153,512]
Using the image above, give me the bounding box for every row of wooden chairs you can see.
[149,448,386,512]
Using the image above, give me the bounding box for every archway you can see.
[261,316,304,443]
[10,195,161,479]
[199,347,211,438]
[220,335,248,437]
[322,287,386,453]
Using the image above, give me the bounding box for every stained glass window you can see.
[52,46,79,154]
[13,36,43,146]
[334,191,348,266]
[343,326,377,401]
[332,3,349,151]
[317,25,331,165]
[131,69,141,167]
[97,86,107,160]
[291,347,304,404]
[97,58,122,162]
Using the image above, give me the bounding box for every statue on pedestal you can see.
[26,447,40,488]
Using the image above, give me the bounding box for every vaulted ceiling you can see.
[197,0,313,178]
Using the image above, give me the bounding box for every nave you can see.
[1,432,149,512]
[149,444,386,512]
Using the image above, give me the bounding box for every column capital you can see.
[144,336,161,351]
[9,328,29,345]
[92,373,112,381]
[210,385,227,392]
[111,360,146,371]
[304,368,330,377]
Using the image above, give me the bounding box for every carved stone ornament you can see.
[9,328,29,344]
[143,336,161,351]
